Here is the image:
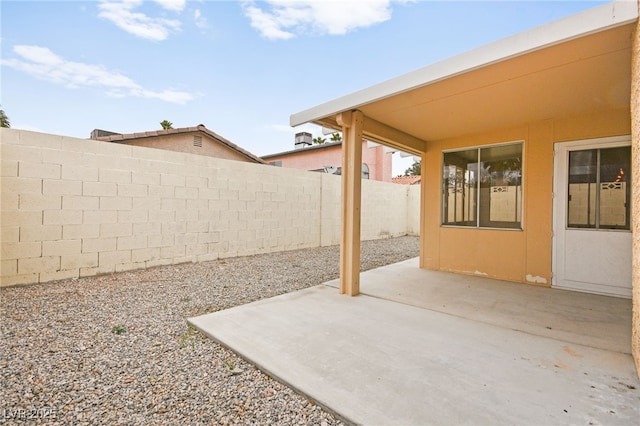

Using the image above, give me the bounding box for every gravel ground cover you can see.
[1,236,419,425]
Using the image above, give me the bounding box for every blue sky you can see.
[1,0,607,174]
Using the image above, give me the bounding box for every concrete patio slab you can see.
[189,259,639,425]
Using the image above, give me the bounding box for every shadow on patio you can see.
[190,258,639,425]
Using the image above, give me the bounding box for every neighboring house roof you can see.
[92,124,265,164]
[290,1,637,153]
[261,141,342,160]
[392,175,421,185]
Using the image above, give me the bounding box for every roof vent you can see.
[294,132,312,149]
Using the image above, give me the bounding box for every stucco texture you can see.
[631,0,640,377]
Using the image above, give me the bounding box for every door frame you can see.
[552,135,632,298]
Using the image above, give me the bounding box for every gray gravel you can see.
[1,236,419,425]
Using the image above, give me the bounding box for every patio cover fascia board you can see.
[290,0,638,151]
[316,115,425,156]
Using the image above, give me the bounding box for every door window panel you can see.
[567,146,630,230]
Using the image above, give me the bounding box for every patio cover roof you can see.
[290,1,638,153]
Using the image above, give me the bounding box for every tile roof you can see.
[92,124,265,164]
[391,175,421,185]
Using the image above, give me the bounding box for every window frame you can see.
[441,140,524,231]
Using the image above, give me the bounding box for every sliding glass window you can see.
[442,142,522,229]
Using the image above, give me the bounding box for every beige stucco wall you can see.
[421,108,630,285]
[118,133,256,163]
[0,129,417,286]
[631,0,640,376]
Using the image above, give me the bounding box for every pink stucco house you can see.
[262,132,393,182]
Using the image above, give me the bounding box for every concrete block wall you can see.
[1,129,419,286]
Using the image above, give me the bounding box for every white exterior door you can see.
[552,136,632,298]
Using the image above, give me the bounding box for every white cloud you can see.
[194,8,208,30]
[2,45,194,104]
[154,0,186,13]
[98,0,181,41]
[241,0,403,40]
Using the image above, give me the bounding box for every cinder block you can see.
[118,183,147,197]
[82,237,116,253]
[0,273,39,286]
[229,200,247,211]
[18,256,60,275]
[2,241,42,259]
[100,168,131,184]
[145,258,173,268]
[132,171,160,185]
[63,224,100,239]
[115,262,146,273]
[173,255,197,264]
[97,141,132,157]
[160,245,185,259]
[198,231,220,244]
[118,210,148,223]
[186,243,207,256]
[198,187,219,200]
[42,148,83,166]
[61,136,99,153]
[186,199,208,211]
[1,210,42,228]
[20,225,62,242]
[148,185,174,198]
[40,269,79,283]
[133,222,161,235]
[100,223,132,238]
[43,239,81,256]
[175,187,198,199]
[18,162,60,180]
[148,210,174,223]
[43,210,83,225]
[80,264,114,277]
[175,209,197,222]
[239,191,256,201]
[1,193,18,210]
[161,198,185,211]
[1,160,19,177]
[99,250,131,266]
[100,196,132,210]
[62,195,100,210]
[132,197,160,211]
[2,144,42,162]
[175,233,198,245]
[2,176,42,194]
[161,173,185,187]
[19,194,61,210]
[199,209,220,223]
[62,165,98,182]
[1,259,17,276]
[117,234,147,250]
[220,189,239,200]
[1,227,20,243]
[187,221,209,233]
[19,130,62,148]
[61,252,98,270]
[197,253,218,262]
[148,234,174,248]
[83,210,118,225]
[83,182,117,197]
[186,176,207,188]
[131,247,160,263]
[43,179,82,196]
